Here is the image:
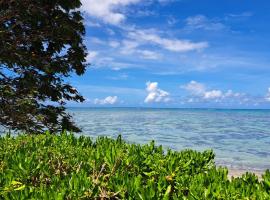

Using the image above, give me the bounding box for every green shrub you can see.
[0,133,269,199]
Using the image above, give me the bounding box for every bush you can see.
[0,133,269,199]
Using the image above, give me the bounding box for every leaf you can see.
[163,185,172,200]
[11,181,23,186]
[14,184,26,191]
[143,171,156,177]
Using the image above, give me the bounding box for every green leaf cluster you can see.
[0,133,269,199]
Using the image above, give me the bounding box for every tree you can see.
[0,0,88,133]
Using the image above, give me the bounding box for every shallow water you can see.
[69,108,270,171]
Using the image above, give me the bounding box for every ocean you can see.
[69,107,270,172]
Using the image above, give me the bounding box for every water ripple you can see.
[69,108,270,170]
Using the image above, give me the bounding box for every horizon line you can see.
[66,106,270,110]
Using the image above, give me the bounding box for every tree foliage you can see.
[0,0,88,133]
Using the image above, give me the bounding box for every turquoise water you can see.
[69,108,270,171]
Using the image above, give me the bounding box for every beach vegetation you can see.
[0,133,269,199]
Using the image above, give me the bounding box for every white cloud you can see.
[86,51,99,62]
[181,81,245,101]
[137,50,161,60]
[81,0,141,25]
[109,41,121,48]
[265,88,270,101]
[224,90,241,98]
[85,21,101,27]
[107,73,129,80]
[120,40,140,54]
[226,12,253,19]
[127,29,208,52]
[158,0,176,4]
[78,85,145,96]
[96,58,141,70]
[94,96,118,105]
[185,15,226,31]
[144,82,170,103]
[181,80,206,95]
[116,28,208,62]
[204,90,223,99]
[85,52,142,70]
[90,37,106,45]
[106,28,116,35]
[120,40,161,60]
[167,16,178,26]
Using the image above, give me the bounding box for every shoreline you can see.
[227,168,264,179]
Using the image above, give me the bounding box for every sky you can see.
[70,0,270,108]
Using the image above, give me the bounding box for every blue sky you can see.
[70,0,270,108]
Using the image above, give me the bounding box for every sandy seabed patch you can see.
[228,168,263,180]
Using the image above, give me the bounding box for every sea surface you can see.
[69,108,270,172]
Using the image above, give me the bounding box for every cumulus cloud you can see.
[144,82,170,103]
[81,0,141,25]
[127,29,208,52]
[181,80,206,95]
[223,90,242,98]
[204,90,223,99]
[94,96,118,105]
[181,81,244,101]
